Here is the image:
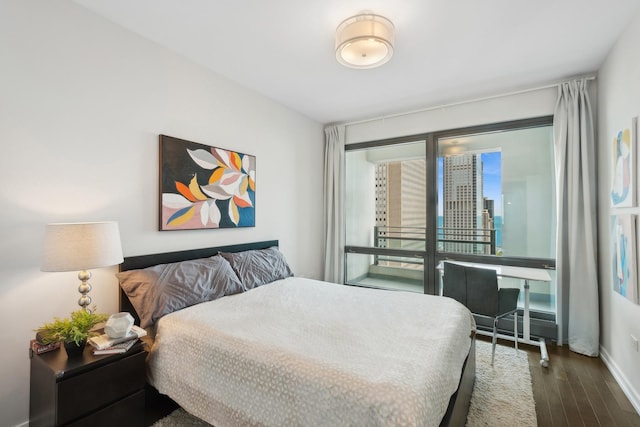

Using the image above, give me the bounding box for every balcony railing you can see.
[373,225,496,264]
[437,226,497,255]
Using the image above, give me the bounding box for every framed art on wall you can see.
[610,214,638,304]
[610,124,634,207]
[159,135,256,231]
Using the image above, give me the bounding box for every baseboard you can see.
[599,345,640,414]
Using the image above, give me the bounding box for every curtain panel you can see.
[554,78,599,356]
[323,125,345,283]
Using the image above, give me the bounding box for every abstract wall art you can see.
[610,214,638,303]
[159,135,256,231]
[610,125,634,207]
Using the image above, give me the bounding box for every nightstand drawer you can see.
[67,389,144,427]
[57,350,145,425]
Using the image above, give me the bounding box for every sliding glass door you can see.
[435,119,557,316]
[436,124,556,260]
[344,117,557,340]
[345,139,429,293]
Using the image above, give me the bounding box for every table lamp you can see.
[41,221,124,311]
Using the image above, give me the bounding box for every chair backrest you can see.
[442,262,467,305]
[465,266,499,317]
[443,262,500,317]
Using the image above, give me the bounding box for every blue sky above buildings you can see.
[482,152,502,215]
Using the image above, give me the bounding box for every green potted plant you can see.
[36,308,108,356]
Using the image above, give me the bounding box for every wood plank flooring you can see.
[516,338,640,426]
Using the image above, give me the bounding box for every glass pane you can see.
[345,252,424,293]
[500,270,556,315]
[346,140,426,248]
[345,140,426,293]
[437,126,555,258]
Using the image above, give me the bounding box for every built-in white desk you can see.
[436,260,552,367]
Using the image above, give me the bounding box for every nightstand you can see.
[29,340,146,427]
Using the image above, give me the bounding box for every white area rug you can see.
[466,339,537,426]
[153,340,537,427]
[153,410,211,426]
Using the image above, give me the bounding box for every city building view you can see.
[345,126,555,314]
[374,152,501,259]
[441,153,497,255]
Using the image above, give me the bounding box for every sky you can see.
[482,152,502,216]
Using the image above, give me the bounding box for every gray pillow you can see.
[116,255,243,328]
[219,246,293,290]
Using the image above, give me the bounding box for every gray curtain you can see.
[323,125,345,283]
[554,78,599,356]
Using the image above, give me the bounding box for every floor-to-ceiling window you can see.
[344,116,557,340]
[345,139,428,293]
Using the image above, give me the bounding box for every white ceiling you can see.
[73,0,640,125]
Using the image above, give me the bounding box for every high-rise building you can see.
[374,153,495,256]
[375,159,426,264]
[442,154,485,253]
[482,197,495,254]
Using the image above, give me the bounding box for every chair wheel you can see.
[540,359,549,368]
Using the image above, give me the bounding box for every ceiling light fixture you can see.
[335,12,395,69]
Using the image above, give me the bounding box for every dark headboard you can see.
[118,240,279,323]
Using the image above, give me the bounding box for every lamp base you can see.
[77,270,93,312]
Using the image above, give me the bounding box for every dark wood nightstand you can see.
[29,340,146,427]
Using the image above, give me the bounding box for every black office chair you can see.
[443,262,520,366]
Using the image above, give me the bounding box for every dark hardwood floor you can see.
[517,339,640,426]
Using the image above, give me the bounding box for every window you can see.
[437,126,556,260]
[345,140,427,293]
[344,117,557,339]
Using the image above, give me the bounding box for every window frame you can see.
[344,115,556,297]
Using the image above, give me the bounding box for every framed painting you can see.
[159,135,256,231]
[610,214,638,303]
[610,123,634,207]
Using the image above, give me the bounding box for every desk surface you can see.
[436,260,552,282]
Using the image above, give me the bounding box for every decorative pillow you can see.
[116,255,243,328]
[219,246,294,290]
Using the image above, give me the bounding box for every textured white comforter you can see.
[148,277,473,427]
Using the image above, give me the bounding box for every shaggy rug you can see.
[465,339,537,426]
[153,340,536,426]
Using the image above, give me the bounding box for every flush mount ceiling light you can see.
[335,12,395,69]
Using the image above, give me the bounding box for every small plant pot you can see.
[63,340,86,357]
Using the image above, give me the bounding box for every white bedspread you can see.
[148,277,473,427]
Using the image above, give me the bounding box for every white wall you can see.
[345,88,558,144]
[597,8,640,412]
[0,1,323,426]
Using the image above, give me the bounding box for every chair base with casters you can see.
[443,262,521,366]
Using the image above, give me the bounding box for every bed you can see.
[118,240,476,427]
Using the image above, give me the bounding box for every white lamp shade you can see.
[41,222,124,272]
[335,13,395,69]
